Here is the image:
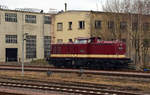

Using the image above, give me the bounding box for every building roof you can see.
[56,10,150,16]
[0,8,55,15]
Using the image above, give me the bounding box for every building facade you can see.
[54,11,150,43]
[0,9,54,62]
[53,11,91,43]
[0,9,149,64]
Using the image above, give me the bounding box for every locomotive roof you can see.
[53,40,123,45]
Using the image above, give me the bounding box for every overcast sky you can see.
[0,0,105,12]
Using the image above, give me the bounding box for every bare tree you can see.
[102,0,150,70]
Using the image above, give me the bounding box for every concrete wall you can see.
[54,11,91,43]
[0,9,53,62]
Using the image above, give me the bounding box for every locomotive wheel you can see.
[64,61,72,68]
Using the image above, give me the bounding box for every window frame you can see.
[120,21,127,30]
[5,13,17,22]
[44,16,51,24]
[132,22,138,31]
[108,21,114,29]
[79,21,85,29]
[25,15,36,23]
[44,36,51,58]
[5,35,17,44]
[95,20,102,29]
[68,22,72,30]
[26,35,36,59]
[57,23,63,31]
[143,22,150,32]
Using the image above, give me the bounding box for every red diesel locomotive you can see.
[48,37,132,69]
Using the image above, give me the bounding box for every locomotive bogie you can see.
[48,57,131,69]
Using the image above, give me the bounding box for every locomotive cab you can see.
[75,37,101,44]
[74,37,89,44]
[88,37,101,43]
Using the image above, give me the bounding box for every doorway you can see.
[6,48,18,62]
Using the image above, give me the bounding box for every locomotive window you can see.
[75,39,88,44]
[97,38,102,42]
[88,39,91,43]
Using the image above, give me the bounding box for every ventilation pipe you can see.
[65,3,67,11]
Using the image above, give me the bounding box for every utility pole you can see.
[22,33,28,77]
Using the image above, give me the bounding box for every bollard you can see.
[78,68,84,77]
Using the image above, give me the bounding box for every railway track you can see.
[0,92,25,95]
[0,65,150,78]
[0,64,149,73]
[0,77,141,95]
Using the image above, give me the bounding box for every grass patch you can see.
[30,59,49,66]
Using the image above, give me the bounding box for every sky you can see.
[0,0,105,12]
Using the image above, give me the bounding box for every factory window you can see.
[108,21,114,29]
[121,39,126,43]
[57,39,63,44]
[143,39,150,47]
[25,15,36,23]
[95,20,101,29]
[44,16,51,24]
[57,23,63,31]
[6,35,17,43]
[143,22,150,31]
[44,36,51,58]
[26,35,36,59]
[132,22,138,31]
[5,13,17,22]
[79,21,85,29]
[68,22,72,30]
[120,21,127,30]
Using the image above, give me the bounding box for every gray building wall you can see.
[0,9,53,62]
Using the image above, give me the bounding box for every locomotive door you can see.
[67,44,76,66]
[73,44,79,65]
